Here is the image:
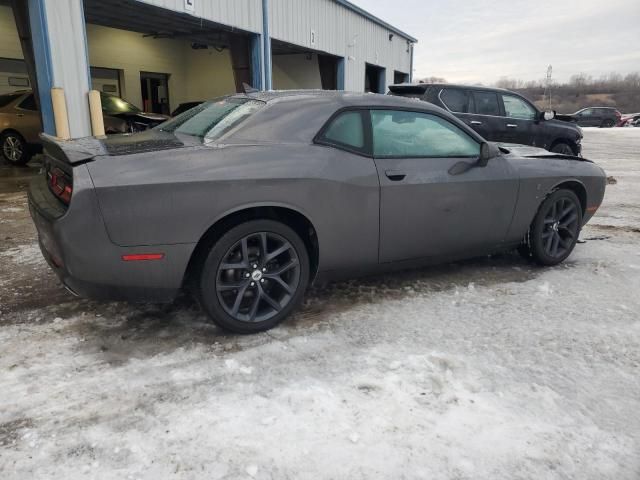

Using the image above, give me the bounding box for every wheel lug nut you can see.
[253,264,258,269]
[260,279,265,283]
[262,268,266,272]
[245,273,250,278]
[250,282,255,286]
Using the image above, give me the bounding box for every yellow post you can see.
[50,87,70,140]
[88,90,105,137]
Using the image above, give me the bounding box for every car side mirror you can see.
[542,110,555,121]
[477,142,491,167]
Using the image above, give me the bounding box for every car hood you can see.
[496,143,591,162]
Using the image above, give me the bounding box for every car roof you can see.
[221,89,486,146]
[233,89,442,110]
[389,83,518,94]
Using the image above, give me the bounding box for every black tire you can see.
[600,119,615,128]
[1,131,31,166]
[520,189,582,266]
[199,219,310,334]
[550,142,575,156]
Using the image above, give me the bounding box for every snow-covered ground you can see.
[1,128,639,479]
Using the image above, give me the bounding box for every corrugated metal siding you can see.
[130,0,412,92]
[269,0,412,91]
[134,0,263,33]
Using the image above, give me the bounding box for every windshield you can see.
[100,93,141,114]
[157,97,264,140]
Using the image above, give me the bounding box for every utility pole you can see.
[545,65,553,110]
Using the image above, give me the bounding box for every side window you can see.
[502,94,536,120]
[18,94,37,111]
[319,111,365,151]
[471,91,500,116]
[371,110,480,158]
[581,109,593,116]
[440,88,470,113]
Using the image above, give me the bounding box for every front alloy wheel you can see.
[200,220,309,333]
[522,189,582,266]
[1,132,30,165]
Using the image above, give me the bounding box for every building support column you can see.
[378,68,386,95]
[337,58,345,90]
[409,43,414,83]
[28,0,92,138]
[261,0,272,91]
[250,34,263,91]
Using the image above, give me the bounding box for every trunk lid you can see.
[40,133,107,165]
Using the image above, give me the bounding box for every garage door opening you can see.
[365,63,386,93]
[318,54,344,90]
[271,39,344,91]
[83,0,259,112]
[140,72,170,115]
[394,70,410,85]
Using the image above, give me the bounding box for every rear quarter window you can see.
[440,89,470,113]
[0,93,21,108]
[18,94,37,111]
[319,111,365,150]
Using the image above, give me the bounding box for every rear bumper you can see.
[28,170,194,303]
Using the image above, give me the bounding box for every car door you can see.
[14,94,42,144]
[370,109,519,263]
[466,89,505,142]
[499,93,537,146]
[576,108,597,127]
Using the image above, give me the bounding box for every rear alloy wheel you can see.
[550,142,575,156]
[521,189,582,266]
[200,220,310,333]
[1,132,31,166]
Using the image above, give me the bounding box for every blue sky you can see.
[355,0,640,83]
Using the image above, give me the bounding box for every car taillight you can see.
[616,111,622,118]
[47,167,73,205]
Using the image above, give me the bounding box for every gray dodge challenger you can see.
[29,91,606,333]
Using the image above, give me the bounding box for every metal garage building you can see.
[1,0,416,139]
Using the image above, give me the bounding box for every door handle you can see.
[385,170,406,181]
[16,113,24,117]
[506,123,518,128]
[470,120,482,125]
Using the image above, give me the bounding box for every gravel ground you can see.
[0,128,639,479]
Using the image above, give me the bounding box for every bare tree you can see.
[417,76,447,84]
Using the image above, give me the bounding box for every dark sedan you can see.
[29,91,606,333]
[571,107,621,128]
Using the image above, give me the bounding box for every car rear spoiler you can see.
[387,84,429,95]
[40,133,107,165]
